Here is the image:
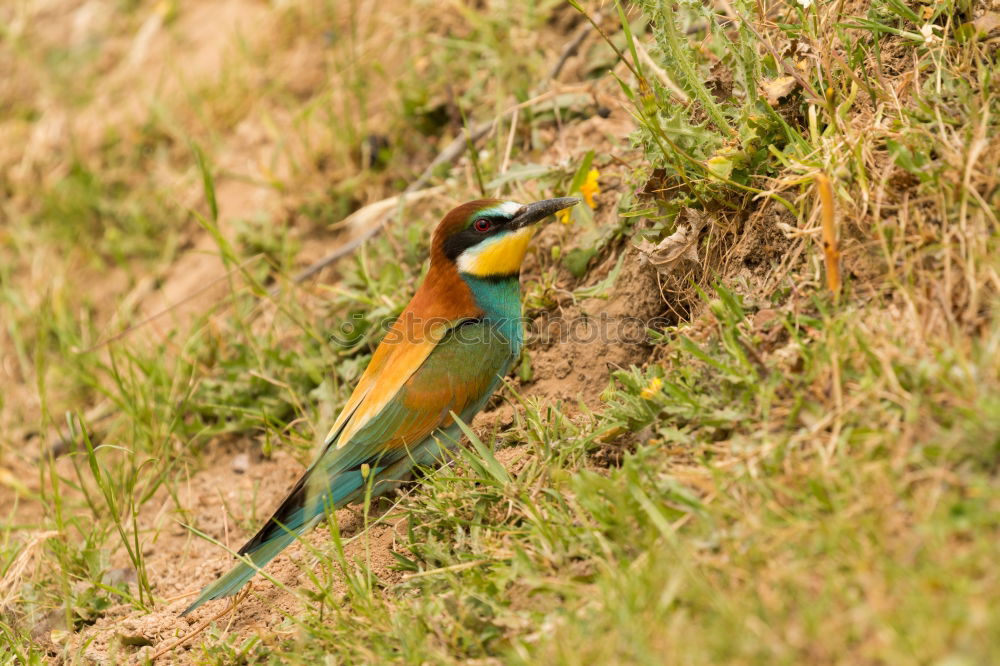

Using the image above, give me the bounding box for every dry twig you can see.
[816,173,840,296]
[149,588,251,661]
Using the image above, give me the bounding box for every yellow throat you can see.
[456,227,534,277]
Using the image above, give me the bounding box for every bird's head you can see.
[432,197,579,279]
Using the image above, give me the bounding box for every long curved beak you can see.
[511,197,580,229]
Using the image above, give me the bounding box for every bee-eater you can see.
[182,196,579,615]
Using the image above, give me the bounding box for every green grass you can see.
[1,0,998,663]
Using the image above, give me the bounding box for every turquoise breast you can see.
[459,274,524,355]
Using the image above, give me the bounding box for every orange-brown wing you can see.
[322,317,453,450]
[303,320,514,501]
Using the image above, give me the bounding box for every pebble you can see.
[232,453,250,474]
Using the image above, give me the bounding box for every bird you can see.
[182,196,579,615]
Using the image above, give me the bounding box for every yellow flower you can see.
[580,168,600,208]
[556,208,572,225]
[640,376,663,400]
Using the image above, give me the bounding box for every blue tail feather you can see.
[181,528,302,615]
[181,465,373,615]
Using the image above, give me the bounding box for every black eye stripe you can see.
[442,228,487,260]
[442,218,510,260]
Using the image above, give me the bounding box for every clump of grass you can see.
[72,420,155,609]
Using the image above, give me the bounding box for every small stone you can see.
[119,632,153,647]
[102,567,137,587]
[232,453,250,474]
[30,608,67,642]
[753,308,779,330]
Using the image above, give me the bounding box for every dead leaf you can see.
[761,76,798,106]
[636,210,709,276]
[639,167,668,197]
[973,12,1000,35]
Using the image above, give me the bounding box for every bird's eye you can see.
[473,218,492,233]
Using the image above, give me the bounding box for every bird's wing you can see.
[322,317,455,450]
[306,319,514,495]
[331,319,514,459]
[241,320,513,553]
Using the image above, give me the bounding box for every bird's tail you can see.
[180,457,370,616]
[180,440,438,616]
[180,527,304,616]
